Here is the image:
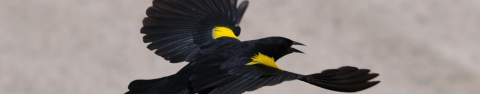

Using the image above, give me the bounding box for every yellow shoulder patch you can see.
[213,27,239,40]
[246,52,282,70]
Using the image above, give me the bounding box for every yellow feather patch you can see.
[213,27,239,40]
[246,52,282,70]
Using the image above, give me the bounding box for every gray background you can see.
[1,0,480,94]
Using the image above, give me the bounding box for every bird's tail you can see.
[126,74,194,94]
[299,66,380,92]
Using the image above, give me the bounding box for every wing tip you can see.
[300,66,380,92]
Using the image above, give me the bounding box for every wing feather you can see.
[300,66,380,92]
[190,65,301,94]
[142,0,244,63]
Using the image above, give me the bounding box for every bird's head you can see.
[254,37,305,61]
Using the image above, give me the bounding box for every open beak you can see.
[290,41,305,53]
[289,47,304,54]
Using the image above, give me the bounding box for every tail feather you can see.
[300,66,380,92]
[126,74,194,94]
[128,75,173,91]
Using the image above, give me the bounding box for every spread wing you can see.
[189,65,302,94]
[142,0,249,63]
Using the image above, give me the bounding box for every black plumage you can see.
[127,0,380,94]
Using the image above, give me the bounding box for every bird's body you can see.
[127,0,380,94]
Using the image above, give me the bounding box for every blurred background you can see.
[1,0,480,94]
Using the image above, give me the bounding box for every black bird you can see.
[127,0,380,94]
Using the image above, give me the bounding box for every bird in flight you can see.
[126,0,380,94]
